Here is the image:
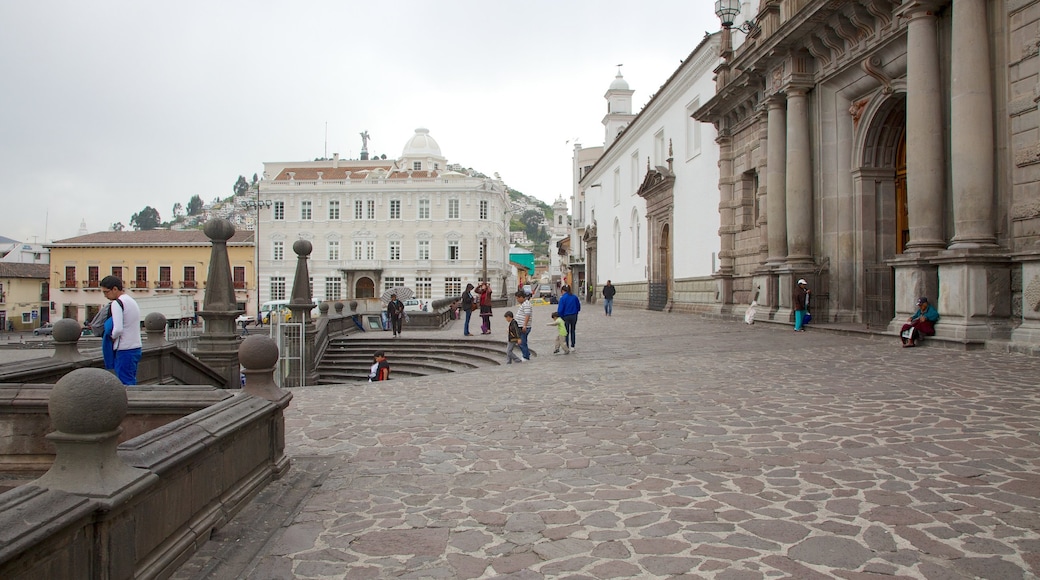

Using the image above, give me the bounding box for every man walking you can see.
[602,280,616,316]
[386,294,405,337]
[100,276,142,385]
[516,291,533,361]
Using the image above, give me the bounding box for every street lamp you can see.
[241,190,272,317]
[714,0,759,34]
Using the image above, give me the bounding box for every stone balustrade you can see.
[0,337,291,580]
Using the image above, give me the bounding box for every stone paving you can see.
[197,304,1040,579]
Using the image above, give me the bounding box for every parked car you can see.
[33,323,54,336]
[522,284,533,297]
[538,285,554,299]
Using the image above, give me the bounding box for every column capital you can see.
[896,1,946,20]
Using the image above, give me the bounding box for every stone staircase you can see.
[316,337,510,384]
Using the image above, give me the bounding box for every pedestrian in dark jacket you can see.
[794,279,810,332]
[386,294,405,337]
[602,280,616,316]
[557,284,581,350]
[461,283,475,336]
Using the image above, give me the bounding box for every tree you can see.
[130,206,161,230]
[233,175,249,196]
[186,194,203,216]
[111,222,125,232]
[172,202,183,217]
[520,209,549,244]
[252,173,259,186]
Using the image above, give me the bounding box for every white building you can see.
[257,128,513,305]
[0,236,49,264]
[578,36,722,309]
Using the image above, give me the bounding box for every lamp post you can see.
[241,188,272,318]
[714,0,759,34]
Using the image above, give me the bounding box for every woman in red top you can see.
[477,282,493,335]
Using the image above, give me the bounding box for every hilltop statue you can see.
[360,131,370,160]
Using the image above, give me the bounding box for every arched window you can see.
[613,218,621,264]
[630,209,641,261]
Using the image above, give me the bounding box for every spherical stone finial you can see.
[49,368,128,434]
[292,239,312,256]
[144,312,168,332]
[349,301,358,313]
[239,335,279,370]
[319,302,329,315]
[334,301,344,314]
[204,218,236,242]
[52,318,83,342]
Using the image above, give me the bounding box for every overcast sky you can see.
[0,1,721,244]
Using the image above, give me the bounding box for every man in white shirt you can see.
[516,291,533,361]
[101,276,142,385]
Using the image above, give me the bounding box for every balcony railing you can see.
[85,280,101,289]
[60,280,78,289]
[181,280,198,289]
[130,280,149,289]
[233,281,247,290]
[155,280,174,289]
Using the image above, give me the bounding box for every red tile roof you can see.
[0,262,49,279]
[47,230,255,247]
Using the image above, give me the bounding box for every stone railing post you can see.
[144,313,167,347]
[239,335,292,403]
[50,319,84,362]
[287,240,318,387]
[32,368,157,505]
[194,219,243,389]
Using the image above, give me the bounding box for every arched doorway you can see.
[355,277,375,298]
[855,93,907,326]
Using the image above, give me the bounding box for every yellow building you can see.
[0,263,49,332]
[45,230,255,324]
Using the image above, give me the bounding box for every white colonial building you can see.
[578,35,723,309]
[257,128,513,305]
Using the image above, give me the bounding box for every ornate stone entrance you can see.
[637,157,675,311]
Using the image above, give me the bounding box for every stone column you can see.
[765,97,788,265]
[717,135,735,278]
[194,219,244,389]
[902,2,946,252]
[785,87,813,264]
[949,0,996,249]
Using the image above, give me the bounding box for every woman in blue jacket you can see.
[900,296,939,347]
[557,284,581,350]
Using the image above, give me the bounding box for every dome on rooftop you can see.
[402,128,442,158]
[609,71,629,91]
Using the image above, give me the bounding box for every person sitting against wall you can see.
[900,296,939,348]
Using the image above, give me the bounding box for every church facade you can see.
[693,0,1040,351]
[257,129,513,305]
[577,34,723,310]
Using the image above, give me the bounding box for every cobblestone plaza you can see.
[178,305,1040,579]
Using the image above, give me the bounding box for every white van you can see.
[260,300,291,324]
[261,299,321,323]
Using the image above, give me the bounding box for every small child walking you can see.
[547,312,570,354]
[504,311,524,364]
